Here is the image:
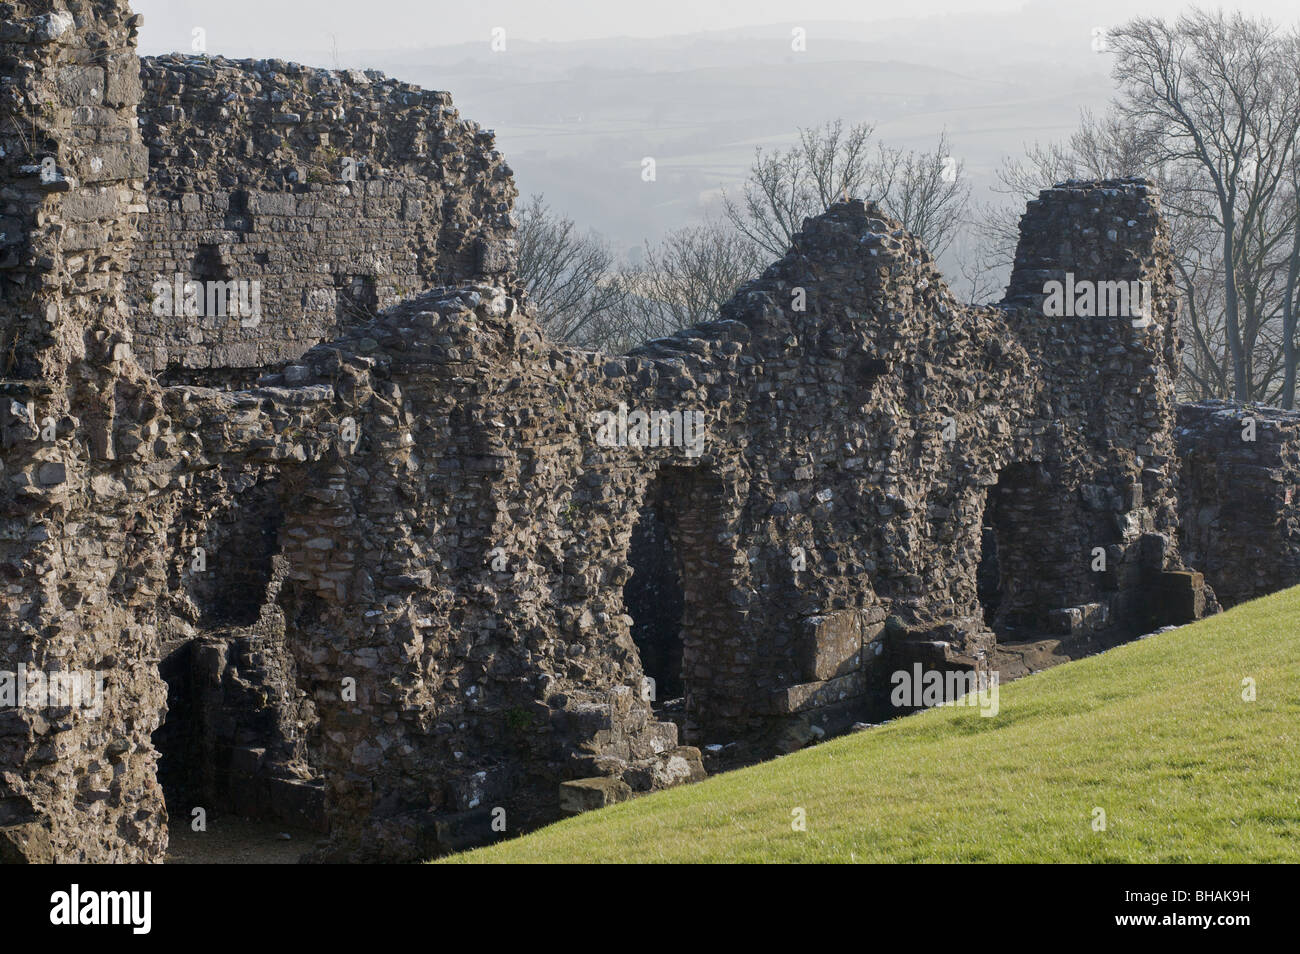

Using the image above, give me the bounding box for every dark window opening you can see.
[192,242,231,284]
[154,637,199,818]
[623,466,737,744]
[157,366,265,389]
[190,479,282,628]
[336,274,379,325]
[977,525,1001,627]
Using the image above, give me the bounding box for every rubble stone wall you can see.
[227,181,1210,860]
[1176,402,1300,607]
[125,54,517,383]
[1,0,1230,865]
[0,0,166,862]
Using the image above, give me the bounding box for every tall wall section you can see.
[0,0,168,862]
[124,54,517,384]
[998,179,1206,634]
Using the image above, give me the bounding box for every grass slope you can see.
[445,587,1300,863]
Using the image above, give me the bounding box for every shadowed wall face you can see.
[1176,402,1300,608]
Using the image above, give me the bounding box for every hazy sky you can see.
[133,0,1300,59]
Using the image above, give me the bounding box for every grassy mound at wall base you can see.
[443,586,1300,863]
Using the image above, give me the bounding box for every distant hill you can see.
[270,16,1118,269]
[137,9,1120,279]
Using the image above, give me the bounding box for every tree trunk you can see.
[1282,191,1300,409]
[1222,222,1248,399]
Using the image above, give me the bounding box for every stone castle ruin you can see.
[1,1,1292,862]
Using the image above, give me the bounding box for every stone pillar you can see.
[1002,178,1211,632]
[0,0,167,862]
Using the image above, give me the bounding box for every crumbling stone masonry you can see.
[1176,402,1300,608]
[0,0,1242,864]
[1,0,161,862]
[126,54,517,384]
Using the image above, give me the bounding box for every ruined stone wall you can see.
[204,183,1209,860]
[999,180,1206,634]
[1,0,1222,865]
[1176,401,1300,607]
[0,0,166,862]
[124,54,517,383]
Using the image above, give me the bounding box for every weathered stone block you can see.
[770,671,868,715]
[476,237,516,274]
[0,823,56,864]
[799,609,863,681]
[559,777,633,815]
[1152,569,1206,625]
[429,807,500,854]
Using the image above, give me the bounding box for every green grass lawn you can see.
[443,586,1300,863]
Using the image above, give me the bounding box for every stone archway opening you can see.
[152,476,325,860]
[977,462,1052,640]
[625,505,686,705]
[155,476,285,827]
[623,465,735,744]
[153,621,327,860]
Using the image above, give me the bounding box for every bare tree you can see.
[513,197,764,353]
[722,120,876,256]
[1108,9,1300,400]
[951,235,1005,306]
[722,121,970,260]
[981,109,1148,267]
[868,131,971,259]
[1280,159,1300,406]
[513,194,628,347]
[985,17,1300,407]
[606,221,765,351]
